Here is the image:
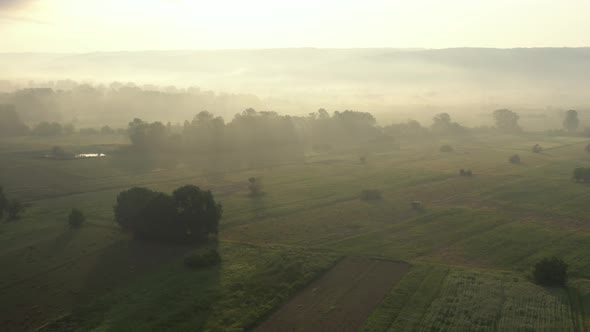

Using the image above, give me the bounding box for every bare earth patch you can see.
[255,257,409,332]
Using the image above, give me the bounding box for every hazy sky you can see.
[0,0,588,52]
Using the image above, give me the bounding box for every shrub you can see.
[184,249,221,269]
[440,145,454,152]
[509,154,521,164]
[459,169,473,177]
[411,201,423,210]
[360,189,382,201]
[532,144,543,153]
[533,257,568,287]
[248,177,263,196]
[68,208,85,228]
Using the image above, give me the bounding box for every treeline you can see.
[127,108,381,152]
[0,105,124,137]
[0,81,264,125]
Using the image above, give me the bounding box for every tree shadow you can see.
[40,238,222,331]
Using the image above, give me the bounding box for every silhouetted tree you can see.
[173,185,222,240]
[563,110,579,132]
[533,257,568,287]
[114,187,158,232]
[493,109,521,133]
[127,118,168,150]
[68,208,85,228]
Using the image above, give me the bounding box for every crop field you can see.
[2,132,590,331]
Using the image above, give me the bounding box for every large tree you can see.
[173,185,222,239]
[563,109,579,132]
[493,109,521,133]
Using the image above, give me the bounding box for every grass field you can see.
[2,132,590,331]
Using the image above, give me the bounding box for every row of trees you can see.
[114,185,222,243]
[127,109,379,152]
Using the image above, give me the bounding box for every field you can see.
[2,132,590,331]
[256,257,409,332]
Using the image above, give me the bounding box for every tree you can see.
[114,187,158,231]
[0,186,7,219]
[563,110,579,132]
[248,177,263,196]
[6,199,25,221]
[493,109,521,133]
[172,185,222,240]
[68,208,85,228]
[533,257,568,287]
[532,144,543,153]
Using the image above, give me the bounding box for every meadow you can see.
[2,131,590,331]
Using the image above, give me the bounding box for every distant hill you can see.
[1,48,589,117]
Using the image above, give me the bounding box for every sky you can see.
[0,0,588,52]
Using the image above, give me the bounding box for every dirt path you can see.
[255,257,409,332]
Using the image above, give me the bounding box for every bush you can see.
[533,257,568,287]
[248,177,263,196]
[184,249,221,269]
[440,145,454,152]
[459,169,473,177]
[532,144,543,153]
[68,208,85,228]
[360,189,382,201]
[509,154,521,164]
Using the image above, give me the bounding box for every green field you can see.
[2,132,590,331]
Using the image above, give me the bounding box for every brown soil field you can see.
[255,256,410,332]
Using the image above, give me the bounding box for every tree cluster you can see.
[127,108,379,154]
[431,113,467,136]
[114,185,222,243]
[493,109,521,133]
